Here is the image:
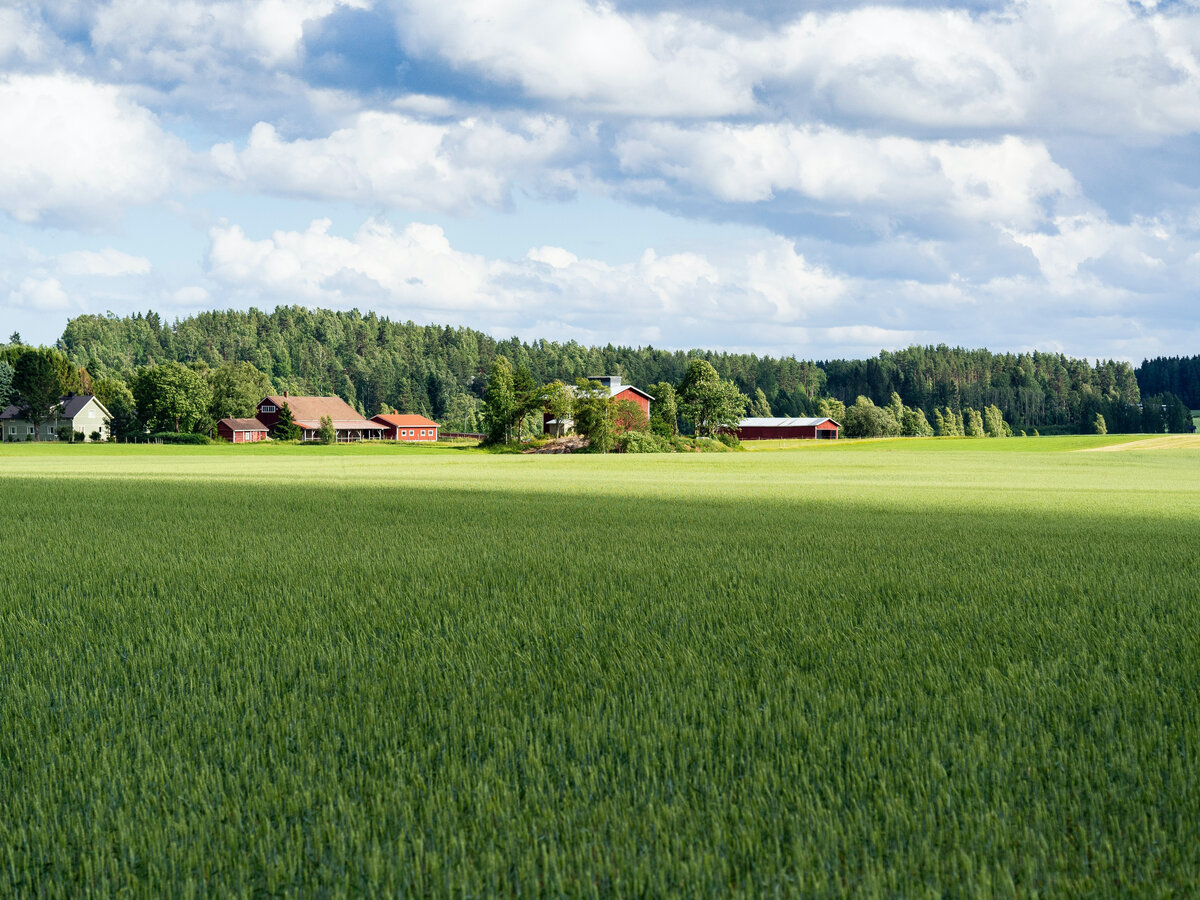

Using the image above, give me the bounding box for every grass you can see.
[1,436,1198,896]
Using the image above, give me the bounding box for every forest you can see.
[2,307,1193,436]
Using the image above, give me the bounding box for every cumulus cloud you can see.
[0,74,184,226]
[8,275,72,311]
[205,217,850,344]
[90,0,369,77]
[392,0,759,116]
[617,124,1077,229]
[212,112,582,212]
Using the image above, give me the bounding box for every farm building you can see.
[1,393,112,442]
[255,394,386,442]
[735,417,841,440]
[218,417,269,443]
[372,414,439,441]
[544,375,654,437]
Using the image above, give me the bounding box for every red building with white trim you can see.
[218,417,269,443]
[372,414,439,441]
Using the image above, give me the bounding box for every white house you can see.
[1,394,113,442]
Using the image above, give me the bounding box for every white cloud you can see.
[90,0,368,75]
[205,216,850,347]
[389,0,1200,134]
[617,124,1076,229]
[8,275,71,311]
[0,74,183,226]
[393,0,759,116]
[57,248,153,277]
[212,112,582,212]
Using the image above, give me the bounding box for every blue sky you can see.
[3,0,1200,360]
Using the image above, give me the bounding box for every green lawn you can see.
[1,437,1197,896]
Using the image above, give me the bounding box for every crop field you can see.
[1,436,1198,896]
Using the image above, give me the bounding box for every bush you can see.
[715,431,741,449]
[617,431,671,453]
[148,432,211,445]
[89,431,102,443]
[649,420,674,439]
[56,425,74,442]
[74,431,85,443]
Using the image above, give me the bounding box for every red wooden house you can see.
[544,375,654,437]
[372,414,439,441]
[218,417,269,443]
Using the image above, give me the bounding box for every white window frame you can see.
[261,404,277,413]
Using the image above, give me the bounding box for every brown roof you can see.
[220,417,268,431]
[372,414,439,428]
[263,396,383,430]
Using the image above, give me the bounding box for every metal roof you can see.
[738,417,840,427]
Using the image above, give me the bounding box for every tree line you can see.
[0,311,1192,440]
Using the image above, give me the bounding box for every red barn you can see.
[218,417,269,443]
[544,375,654,437]
[735,417,841,440]
[372,414,439,441]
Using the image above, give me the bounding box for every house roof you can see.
[262,395,383,430]
[738,417,841,428]
[610,384,655,401]
[372,414,439,428]
[1,394,109,421]
[220,417,268,431]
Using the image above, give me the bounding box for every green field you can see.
[2,437,1198,895]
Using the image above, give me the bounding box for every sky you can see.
[2,0,1200,360]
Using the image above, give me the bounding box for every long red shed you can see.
[735,417,841,440]
[372,414,439,441]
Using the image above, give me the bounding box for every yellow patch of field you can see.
[1080,434,1200,451]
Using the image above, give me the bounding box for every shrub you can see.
[74,431,85,443]
[617,431,671,454]
[56,425,74,442]
[716,431,741,449]
[148,432,211,445]
[89,431,102,443]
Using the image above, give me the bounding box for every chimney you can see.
[284,391,289,398]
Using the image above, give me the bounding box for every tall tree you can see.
[0,360,13,408]
[14,350,64,441]
[131,362,211,433]
[512,363,540,441]
[677,359,748,437]
[571,379,615,452]
[751,387,772,417]
[542,380,574,436]
[272,403,301,441]
[648,381,678,436]
[482,355,516,443]
[209,361,273,421]
[92,377,141,441]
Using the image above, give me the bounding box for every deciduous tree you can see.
[209,361,273,421]
[482,355,516,443]
[677,359,748,437]
[132,363,211,433]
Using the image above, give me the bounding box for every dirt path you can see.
[1080,435,1200,452]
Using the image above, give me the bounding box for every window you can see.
[261,404,277,413]
[420,430,426,437]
